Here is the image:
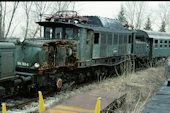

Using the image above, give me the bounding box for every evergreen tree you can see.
[159,21,166,32]
[144,17,152,30]
[117,5,127,23]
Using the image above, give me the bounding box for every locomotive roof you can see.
[37,16,135,33]
[37,21,94,31]
[138,30,170,39]
[83,16,124,30]
[0,41,15,49]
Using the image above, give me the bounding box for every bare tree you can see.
[2,2,6,38]
[158,2,170,32]
[4,1,19,38]
[30,2,72,38]
[0,2,2,39]
[123,2,148,29]
[32,2,53,38]
[23,2,33,39]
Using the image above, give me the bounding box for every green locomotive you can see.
[11,11,135,94]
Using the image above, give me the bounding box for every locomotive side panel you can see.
[0,43,16,80]
[78,28,93,61]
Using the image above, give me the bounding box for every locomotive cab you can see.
[43,25,80,40]
[37,14,95,68]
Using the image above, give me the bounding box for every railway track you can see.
[1,80,96,111]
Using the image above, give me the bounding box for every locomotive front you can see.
[15,11,92,92]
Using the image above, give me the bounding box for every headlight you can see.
[34,63,40,68]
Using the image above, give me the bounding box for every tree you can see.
[144,17,152,30]
[159,20,166,32]
[117,5,127,23]
[31,2,72,38]
[0,2,2,39]
[158,2,170,33]
[4,1,19,38]
[123,2,148,29]
[23,2,33,39]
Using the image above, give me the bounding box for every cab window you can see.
[44,27,52,39]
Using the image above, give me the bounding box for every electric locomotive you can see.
[11,11,136,93]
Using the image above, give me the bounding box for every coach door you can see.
[149,38,153,58]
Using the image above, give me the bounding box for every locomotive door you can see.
[92,32,100,59]
[79,28,93,61]
[131,33,135,54]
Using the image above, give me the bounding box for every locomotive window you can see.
[114,33,118,44]
[55,27,63,39]
[65,28,73,39]
[108,34,112,45]
[136,35,145,42]
[165,45,167,47]
[165,40,167,43]
[160,40,163,43]
[44,27,52,39]
[169,41,170,43]
[94,33,99,44]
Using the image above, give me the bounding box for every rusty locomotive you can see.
[1,10,170,99]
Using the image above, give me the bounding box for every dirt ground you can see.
[95,66,167,113]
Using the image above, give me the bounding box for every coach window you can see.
[94,33,99,44]
[165,40,167,48]
[155,40,158,48]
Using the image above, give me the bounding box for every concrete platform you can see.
[43,89,126,113]
[142,76,170,113]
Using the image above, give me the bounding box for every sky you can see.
[4,1,170,38]
[70,1,167,31]
[75,1,161,18]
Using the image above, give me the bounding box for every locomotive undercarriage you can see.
[135,57,163,69]
[14,55,134,97]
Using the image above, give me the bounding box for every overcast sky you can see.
[75,1,161,18]
[4,1,170,38]
[73,1,166,31]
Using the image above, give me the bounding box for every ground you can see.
[8,64,167,113]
